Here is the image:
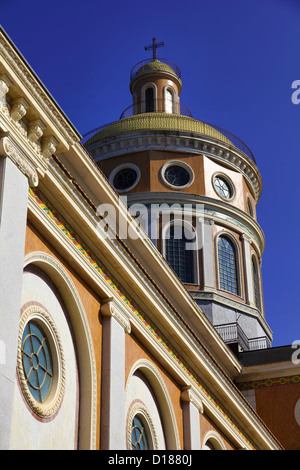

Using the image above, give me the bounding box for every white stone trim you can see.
[202,430,226,450]
[0,135,38,186]
[160,160,194,190]
[109,162,141,193]
[295,398,300,426]
[127,401,159,450]
[16,305,66,418]
[125,359,180,450]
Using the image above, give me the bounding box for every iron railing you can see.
[130,58,181,82]
[215,322,250,351]
[215,322,271,351]
[119,100,193,120]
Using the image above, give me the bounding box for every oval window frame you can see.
[161,160,194,190]
[109,163,141,193]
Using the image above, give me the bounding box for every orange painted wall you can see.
[255,383,300,450]
[200,413,236,450]
[98,150,205,195]
[24,221,102,448]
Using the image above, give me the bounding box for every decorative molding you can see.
[125,359,181,450]
[181,386,204,413]
[28,118,46,143]
[16,305,66,418]
[0,135,38,186]
[88,130,261,201]
[11,97,29,121]
[126,192,265,255]
[238,375,300,391]
[42,135,59,159]
[100,297,131,333]
[126,401,159,450]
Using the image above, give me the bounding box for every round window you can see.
[21,320,53,403]
[213,175,234,200]
[113,168,137,190]
[164,165,190,187]
[17,306,65,418]
[161,161,194,189]
[109,164,140,192]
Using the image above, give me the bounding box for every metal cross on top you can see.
[144,37,165,60]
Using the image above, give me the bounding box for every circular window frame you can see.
[161,160,194,190]
[17,305,66,418]
[212,172,235,201]
[109,163,141,193]
[127,402,159,450]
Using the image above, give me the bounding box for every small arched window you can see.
[131,415,149,450]
[164,223,197,284]
[252,257,261,310]
[165,88,173,113]
[145,87,154,112]
[218,235,238,295]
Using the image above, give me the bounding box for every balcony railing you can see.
[215,322,271,351]
[119,100,193,120]
[215,322,250,351]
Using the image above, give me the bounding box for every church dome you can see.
[135,59,177,76]
[84,112,233,146]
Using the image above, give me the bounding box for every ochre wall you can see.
[255,383,300,450]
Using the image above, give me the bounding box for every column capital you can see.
[100,297,131,334]
[240,233,252,244]
[0,135,38,187]
[181,386,204,413]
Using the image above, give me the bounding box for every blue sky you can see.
[1,0,299,347]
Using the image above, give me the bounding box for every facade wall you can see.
[254,382,300,450]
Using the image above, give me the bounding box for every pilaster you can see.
[181,386,204,450]
[241,233,255,306]
[0,137,30,449]
[100,297,131,450]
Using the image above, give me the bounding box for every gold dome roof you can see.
[85,113,232,146]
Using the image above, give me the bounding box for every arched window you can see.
[165,88,173,113]
[164,223,197,284]
[252,257,261,310]
[145,87,154,112]
[131,415,150,450]
[218,235,238,295]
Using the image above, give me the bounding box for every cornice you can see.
[88,128,261,202]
